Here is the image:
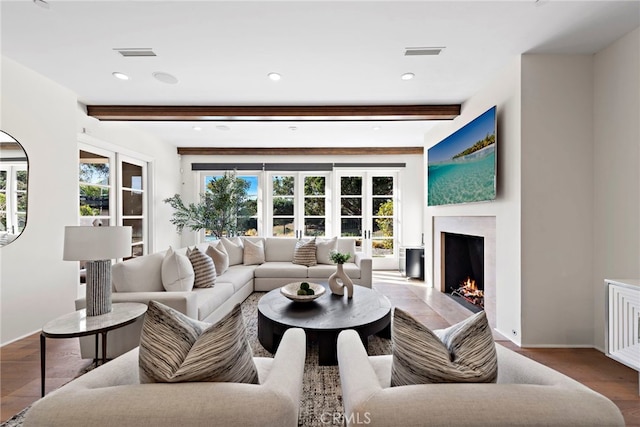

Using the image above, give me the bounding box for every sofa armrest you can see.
[337,330,383,421]
[354,253,372,288]
[75,291,199,319]
[260,328,306,409]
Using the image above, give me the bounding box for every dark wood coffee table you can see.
[257,283,391,365]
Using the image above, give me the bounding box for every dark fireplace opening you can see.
[443,232,484,313]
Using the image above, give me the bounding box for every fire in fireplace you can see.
[452,277,484,309]
[443,232,484,313]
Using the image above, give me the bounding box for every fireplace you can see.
[443,232,484,312]
[433,216,496,329]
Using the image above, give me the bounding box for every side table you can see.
[40,302,147,396]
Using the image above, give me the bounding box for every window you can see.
[78,147,150,259]
[120,157,146,257]
[202,173,260,240]
[79,150,112,227]
[268,172,329,238]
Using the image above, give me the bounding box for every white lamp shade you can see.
[63,226,132,261]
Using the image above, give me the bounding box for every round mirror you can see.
[0,130,28,246]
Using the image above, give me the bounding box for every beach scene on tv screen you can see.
[428,107,496,206]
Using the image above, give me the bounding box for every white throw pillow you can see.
[316,237,338,264]
[161,247,195,292]
[221,237,244,266]
[243,239,265,265]
[206,242,229,275]
[112,252,165,292]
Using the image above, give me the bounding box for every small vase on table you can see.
[328,251,354,298]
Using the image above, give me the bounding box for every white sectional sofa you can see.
[75,236,371,359]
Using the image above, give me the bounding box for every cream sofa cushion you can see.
[112,251,165,292]
[206,242,229,275]
[336,238,357,258]
[264,237,297,262]
[221,237,244,266]
[243,239,266,265]
[161,247,195,292]
[316,237,337,264]
[253,262,308,278]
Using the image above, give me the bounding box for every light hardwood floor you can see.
[2,272,638,425]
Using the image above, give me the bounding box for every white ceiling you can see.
[2,0,638,148]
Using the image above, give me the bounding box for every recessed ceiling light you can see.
[289,126,298,131]
[152,72,179,84]
[401,72,415,80]
[216,125,230,131]
[192,126,202,131]
[268,72,282,81]
[112,72,130,81]
[373,126,382,131]
[33,0,49,9]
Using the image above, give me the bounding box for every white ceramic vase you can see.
[328,263,354,298]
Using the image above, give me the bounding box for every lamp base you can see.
[85,260,112,316]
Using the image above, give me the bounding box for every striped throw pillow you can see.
[139,301,259,384]
[391,308,497,386]
[187,247,216,288]
[293,238,317,266]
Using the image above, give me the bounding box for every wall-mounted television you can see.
[427,106,497,206]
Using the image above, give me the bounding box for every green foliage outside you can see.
[374,200,394,249]
[164,171,250,239]
[453,133,496,159]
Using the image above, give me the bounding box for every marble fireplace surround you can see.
[433,216,496,330]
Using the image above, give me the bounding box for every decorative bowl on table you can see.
[280,282,326,302]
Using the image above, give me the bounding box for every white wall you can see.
[520,55,594,346]
[0,57,181,345]
[425,27,640,348]
[593,27,640,351]
[178,153,424,251]
[424,58,523,344]
[1,57,80,344]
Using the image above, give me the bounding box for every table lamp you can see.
[63,226,132,316]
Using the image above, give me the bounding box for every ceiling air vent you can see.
[114,48,156,57]
[404,47,444,56]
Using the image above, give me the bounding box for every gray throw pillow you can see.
[391,308,497,386]
[139,301,259,384]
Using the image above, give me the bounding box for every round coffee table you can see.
[257,283,391,365]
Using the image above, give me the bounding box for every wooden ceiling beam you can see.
[86,104,460,121]
[177,147,423,156]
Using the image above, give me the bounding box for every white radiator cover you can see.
[605,279,640,395]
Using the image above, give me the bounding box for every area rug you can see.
[1,292,391,427]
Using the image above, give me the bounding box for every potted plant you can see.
[329,251,351,264]
[328,250,354,298]
[164,171,250,239]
